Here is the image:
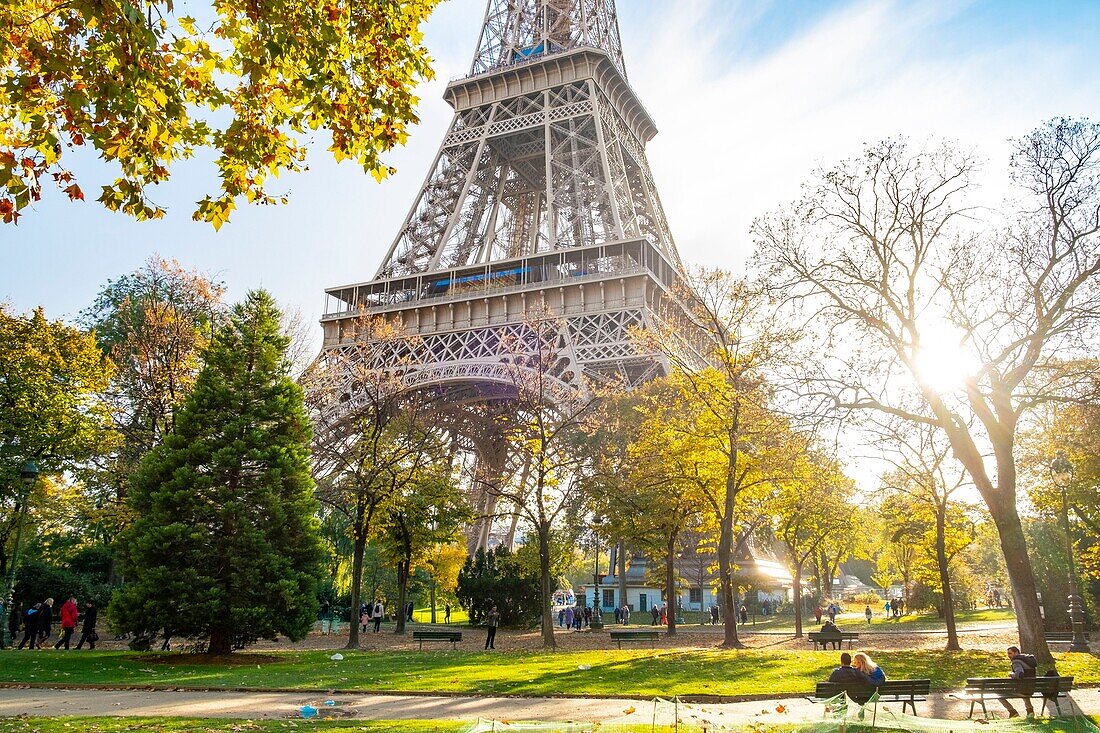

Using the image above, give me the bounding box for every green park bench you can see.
[811,679,931,715]
[807,631,859,650]
[412,630,462,650]
[609,630,660,649]
[1044,631,1091,643]
[954,676,1073,718]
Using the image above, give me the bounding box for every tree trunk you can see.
[538,526,556,648]
[992,506,1054,665]
[718,431,743,649]
[717,518,742,648]
[665,532,677,637]
[346,534,366,649]
[395,557,409,635]
[617,542,627,612]
[793,562,804,639]
[430,578,437,624]
[935,507,960,651]
[819,550,834,598]
[208,627,231,655]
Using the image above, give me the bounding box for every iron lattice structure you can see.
[320,0,687,550]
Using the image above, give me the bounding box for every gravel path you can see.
[1,686,1098,724]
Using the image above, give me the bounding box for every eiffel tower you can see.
[320,0,686,550]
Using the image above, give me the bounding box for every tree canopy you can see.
[1,0,439,226]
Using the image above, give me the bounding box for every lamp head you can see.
[1051,452,1073,477]
[19,460,39,485]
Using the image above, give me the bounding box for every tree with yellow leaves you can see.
[1,0,439,226]
[639,270,800,648]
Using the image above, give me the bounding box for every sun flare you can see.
[911,321,979,394]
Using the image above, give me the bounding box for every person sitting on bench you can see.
[853,652,887,684]
[828,652,882,703]
[1001,646,1038,718]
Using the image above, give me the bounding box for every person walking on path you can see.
[739,604,748,625]
[445,604,451,624]
[814,605,823,624]
[18,598,52,649]
[484,605,499,650]
[54,597,79,649]
[361,603,370,633]
[372,600,383,633]
[651,605,660,625]
[1000,646,1037,718]
[406,601,414,623]
[75,601,98,650]
[565,605,574,630]
[828,604,837,622]
[36,599,54,647]
[864,605,873,625]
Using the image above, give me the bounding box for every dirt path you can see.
[1,686,1098,724]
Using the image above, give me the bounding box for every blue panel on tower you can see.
[513,42,545,61]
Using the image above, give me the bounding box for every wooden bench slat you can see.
[609,630,661,649]
[807,632,860,650]
[957,676,1074,718]
[412,630,462,650]
[811,679,930,714]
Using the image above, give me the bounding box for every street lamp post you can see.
[591,518,603,630]
[1051,451,1090,653]
[2,461,38,650]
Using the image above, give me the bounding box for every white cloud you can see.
[627,0,1100,271]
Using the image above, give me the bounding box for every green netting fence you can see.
[458,693,1100,733]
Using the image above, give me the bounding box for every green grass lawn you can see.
[411,606,470,625]
[1,648,1096,698]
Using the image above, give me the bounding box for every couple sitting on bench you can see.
[828,652,886,702]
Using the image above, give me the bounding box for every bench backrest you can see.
[816,680,929,697]
[610,630,659,637]
[413,631,461,638]
[809,632,859,639]
[965,677,1069,695]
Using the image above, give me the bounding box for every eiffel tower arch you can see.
[319,0,687,552]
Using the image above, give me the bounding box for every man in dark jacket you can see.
[1001,646,1037,718]
[819,619,843,649]
[76,601,98,650]
[18,598,52,649]
[484,605,499,650]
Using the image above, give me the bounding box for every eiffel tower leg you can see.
[467,443,510,554]
[503,453,533,552]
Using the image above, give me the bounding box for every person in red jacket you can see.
[53,597,79,650]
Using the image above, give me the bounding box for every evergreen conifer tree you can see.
[109,290,323,654]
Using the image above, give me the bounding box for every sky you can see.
[4,0,1100,341]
